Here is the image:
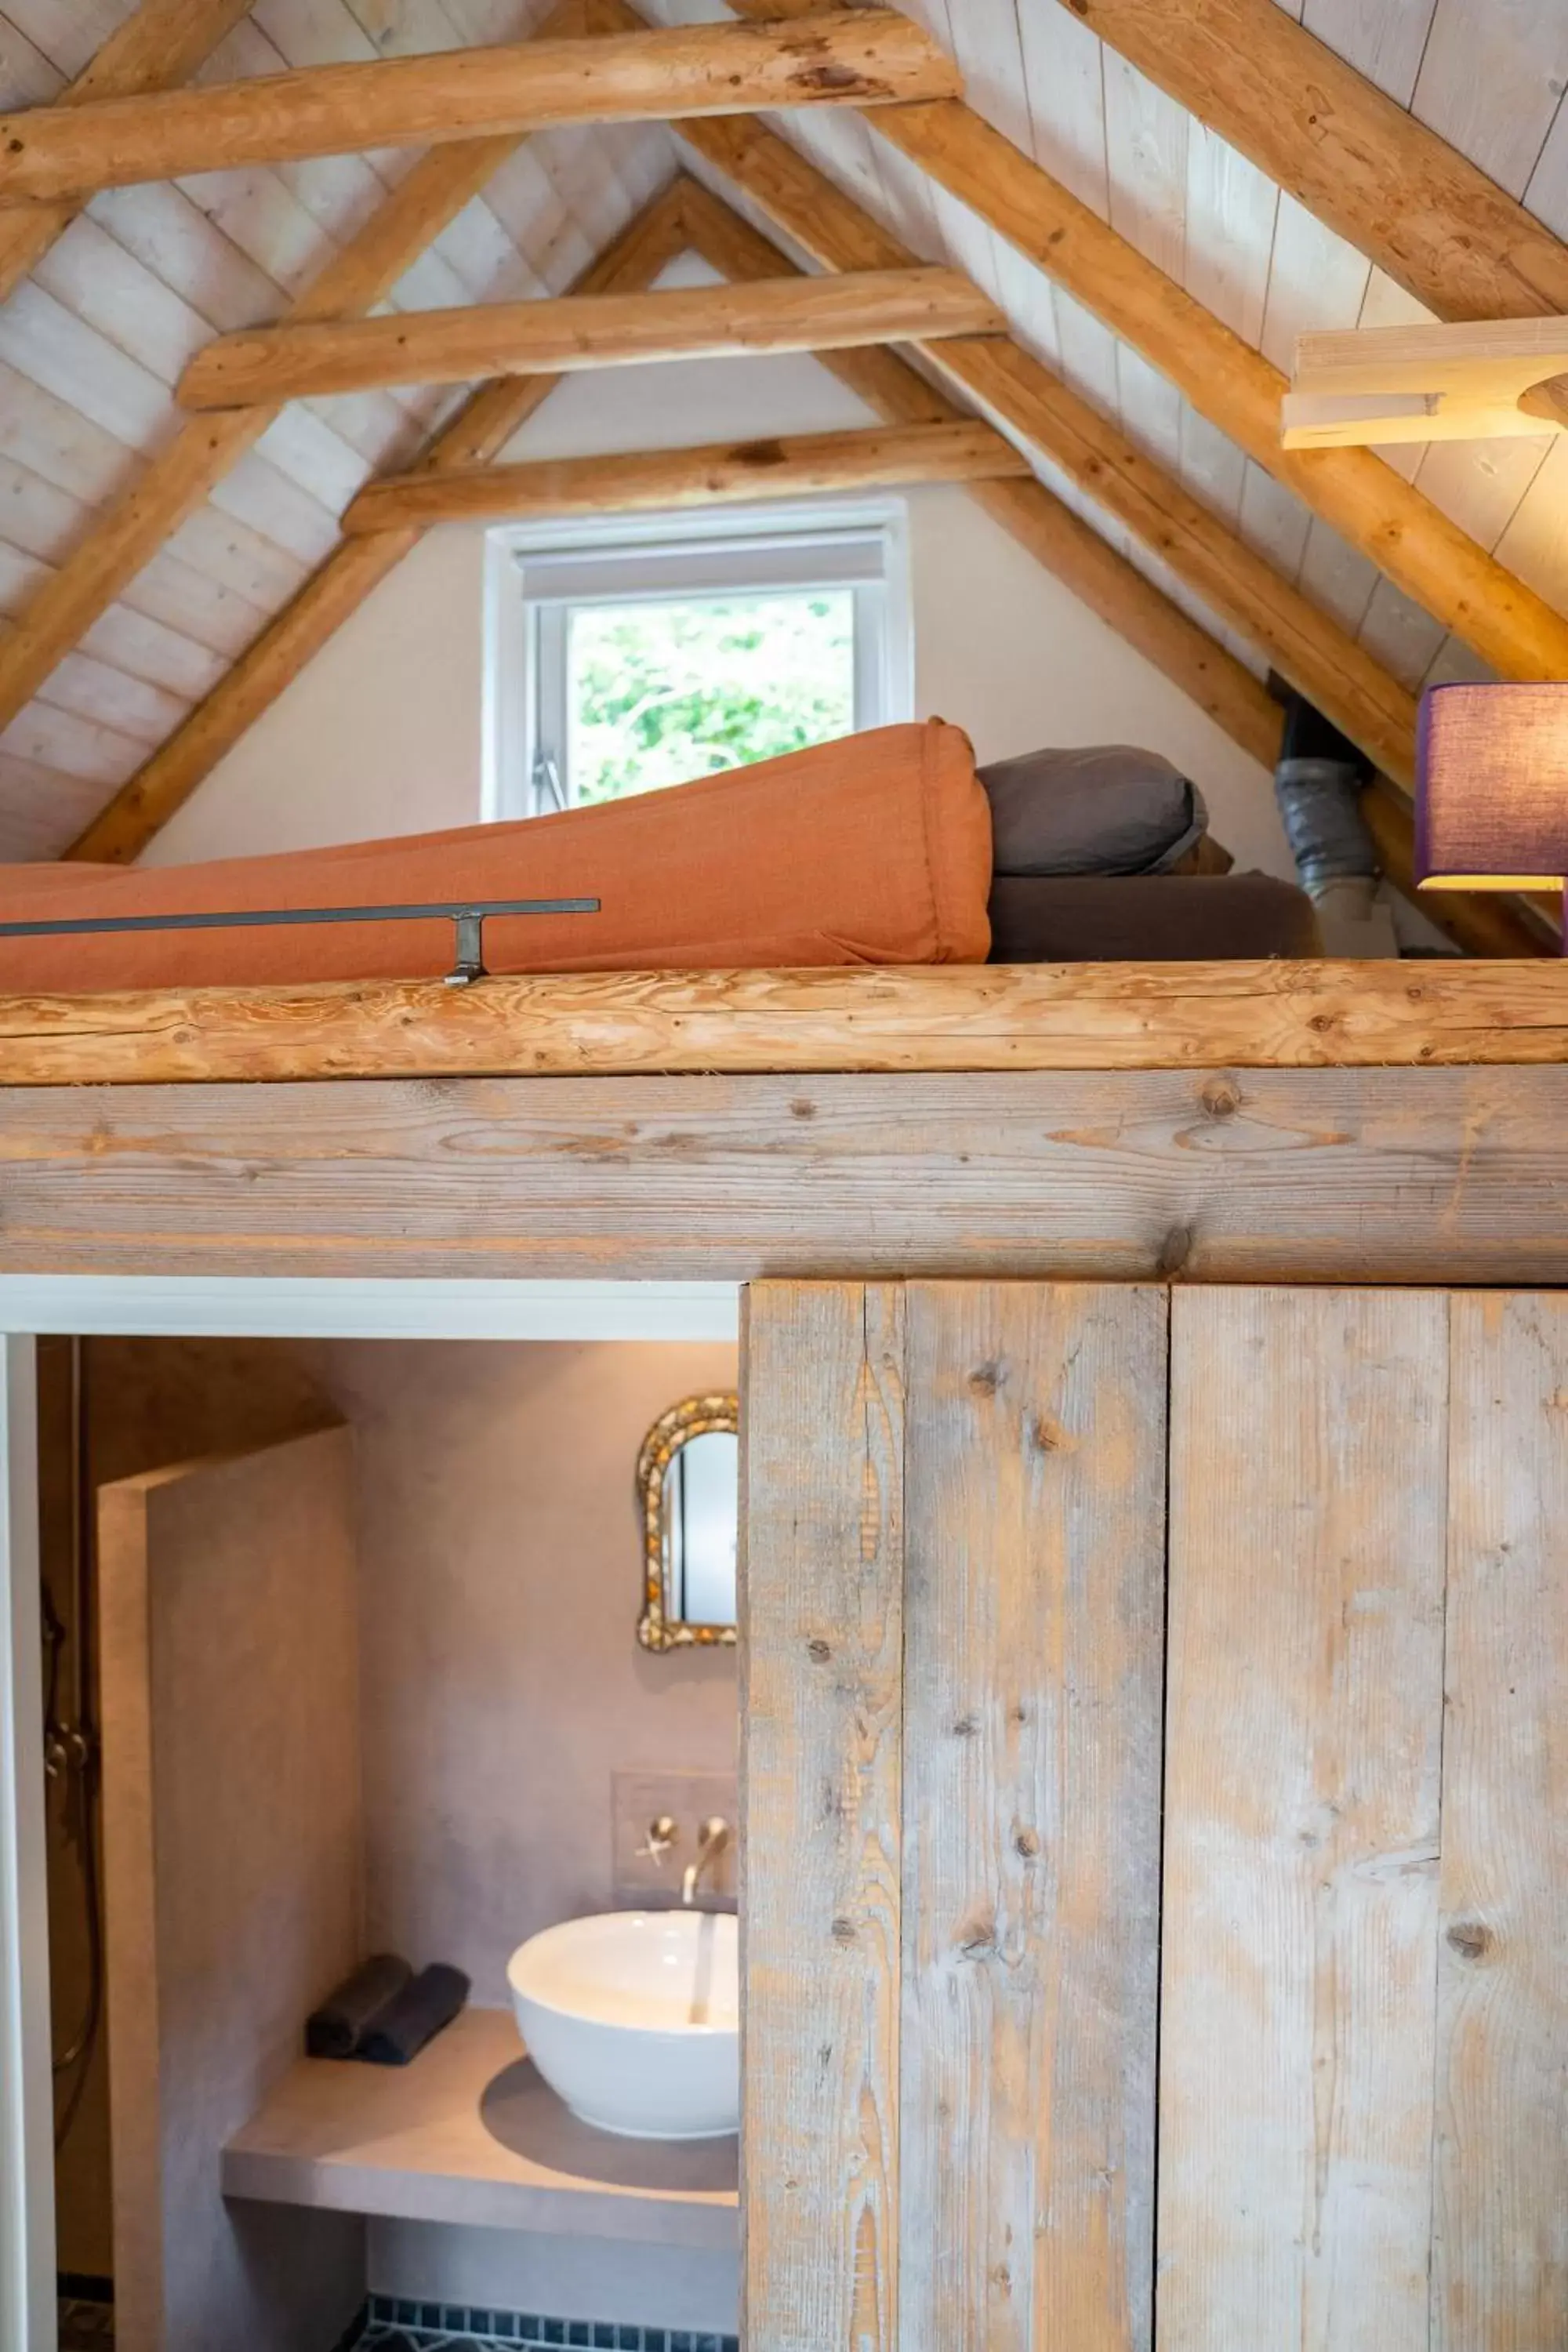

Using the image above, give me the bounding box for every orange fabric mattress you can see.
[0,720,993,991]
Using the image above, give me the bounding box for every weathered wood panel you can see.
[899,1283,1166,2352]
[0,962,1564,1087]
[1160,1289,1448,2350]
[0,1069,1566,1284]
[740,1283,906,2352]
[1436,1295,1568,2349]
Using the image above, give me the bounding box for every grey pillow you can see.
[977,744,1208,877]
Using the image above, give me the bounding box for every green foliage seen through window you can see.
[566,591,856,803]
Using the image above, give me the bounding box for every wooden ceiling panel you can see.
[0,0,1561,902]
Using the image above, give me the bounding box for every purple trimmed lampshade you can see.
[1415,681,1568,890]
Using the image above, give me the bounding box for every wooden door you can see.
[741,1280,1168,2352]
[1161,1290,1568,2352]
[741,1283,1567,2351]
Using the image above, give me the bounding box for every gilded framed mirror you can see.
[637,1392,739,1651]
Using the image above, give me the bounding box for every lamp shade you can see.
[1415,681,1568,889]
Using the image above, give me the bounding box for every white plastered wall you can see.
[143,260,1294,880]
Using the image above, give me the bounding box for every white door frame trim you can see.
[0,1276,740,2347]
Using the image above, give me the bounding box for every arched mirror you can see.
[637,1392,739,1650]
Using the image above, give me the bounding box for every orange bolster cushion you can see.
[0,720,992,992]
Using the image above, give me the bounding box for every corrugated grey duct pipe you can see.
[1272,691,1399,956]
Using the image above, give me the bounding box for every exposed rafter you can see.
[70,163,1542,956]
[676,114,1421,787]
[176,269,1003,407]
[1044,0,1568,326]
[675,175,1546,962]
[693,0,1568,695]
[0,0,596,748]
[0,0,259,307]
[0,12,956,203]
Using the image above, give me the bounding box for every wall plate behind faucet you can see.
[612,1766,738,1908]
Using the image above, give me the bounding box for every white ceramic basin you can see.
[506,1910,738,2140]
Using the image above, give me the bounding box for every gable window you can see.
[485,503,913,819]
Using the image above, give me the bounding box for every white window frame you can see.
[482,498,915,822]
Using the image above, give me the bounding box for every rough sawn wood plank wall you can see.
[742,1279,1568,2350]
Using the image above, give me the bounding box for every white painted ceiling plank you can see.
[1102,55,1189,289]
[1412,0,1568,199]
[1178,403,1250,532]
[1357,575,1449,687]
[1014,0,1111,220]
[1258,195,1374,376]
[1490,432,1568,616]
[1297,519,1382,637]
[0,11,61,107]
[37,650,189,746]
[0,280,173,449]
[0,0,134,81]
[1301,0,1439,104]
[77,605,227,705]
[0,746,103,860]
[0,696,147,790]
[208,453,345,568]
[1184,125,1278,348]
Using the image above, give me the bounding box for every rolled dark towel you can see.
[358,1962,470,2067]
[306,1954,413,2061]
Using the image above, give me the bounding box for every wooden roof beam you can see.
[698,0,1568,693]
[341,420,1029,531]
[1044,0,1568,325]
[176,268,1004,408]
[67,181,692,866]
[676,114,1419,782]
[0,13,957,203]
[0,0,597,749]
[676,180,1546,963]
[0,0,260,306]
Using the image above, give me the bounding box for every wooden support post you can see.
[177,268,1004,408]
[340,421,1029,532]
[0,13,958,202]
[67,183,691,866]
[1042,0,1568,325]
[0,0,259,307]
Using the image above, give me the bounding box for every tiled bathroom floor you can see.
[354,2311,737,2352]
[59,2291,739,2351]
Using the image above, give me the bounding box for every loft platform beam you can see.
[0,12,957,203]
[177,268,1004,407]
[0,0,258,305]
[340,419,1030,531]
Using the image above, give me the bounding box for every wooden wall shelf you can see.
[222,2009,738,2245]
